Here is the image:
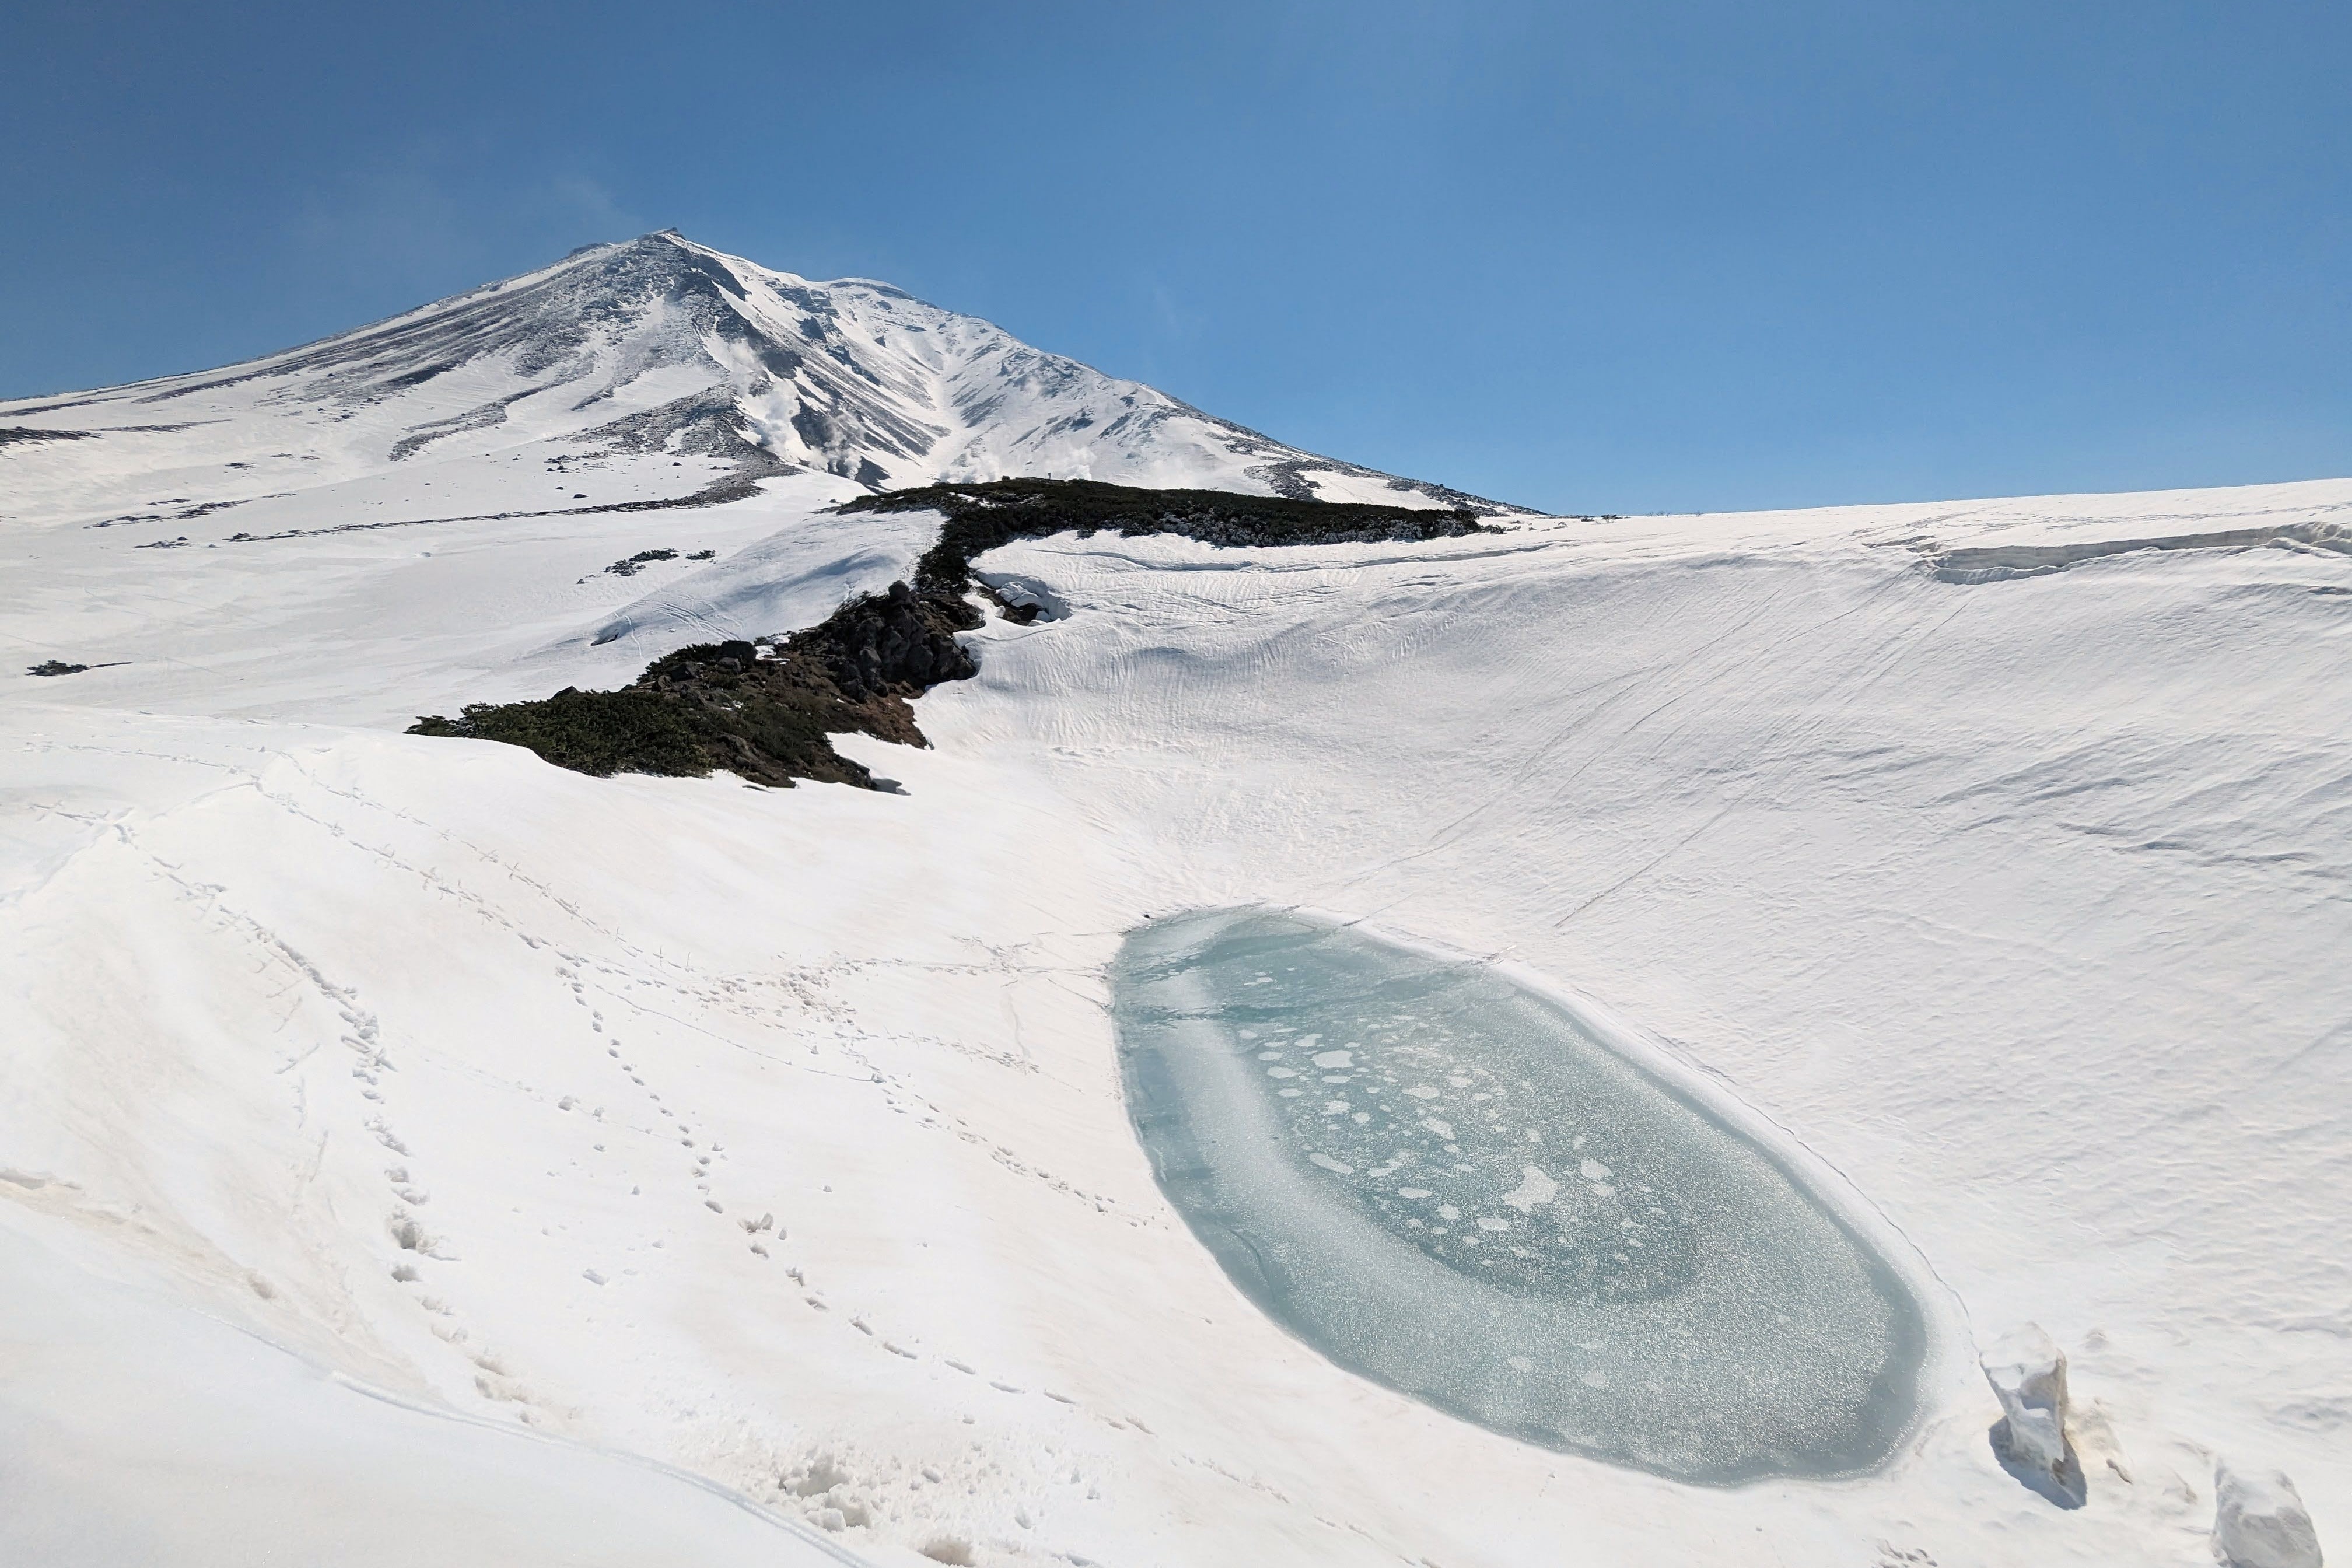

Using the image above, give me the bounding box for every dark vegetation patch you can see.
[837,477,1492,593]
[27,659,125,676]
[411,478,1497,789]
[606,548,680,576]
[1,426,97,447]
[410,582,977,789]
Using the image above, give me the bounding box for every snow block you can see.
[2214,1464,2323,1568]
[1982,1324,2082,1504]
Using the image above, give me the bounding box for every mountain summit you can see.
[2,231,1511,513]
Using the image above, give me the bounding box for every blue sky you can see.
[4,1,2345,513]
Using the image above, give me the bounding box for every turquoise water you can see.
[1110,908,1927,1484]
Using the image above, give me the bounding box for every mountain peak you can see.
[2,236,1525,513]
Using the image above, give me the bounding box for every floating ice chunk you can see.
[2214,1464,2323,1568]
[1502,1166,1560,1212]
[1312,1050,1354,1069]
[1111,907,1927,1485]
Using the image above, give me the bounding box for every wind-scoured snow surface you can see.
[4,247,2349,1563]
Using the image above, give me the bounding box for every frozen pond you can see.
[1110,908,1927,1484]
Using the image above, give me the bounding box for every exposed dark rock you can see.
[0,426,98,446]
[389,384,561,461]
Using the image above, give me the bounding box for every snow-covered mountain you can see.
[0,232,1522,724]
[2,239,2347,1568]
[0,229,1511,523]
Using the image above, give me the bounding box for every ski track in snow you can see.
[2,244,2350,1563]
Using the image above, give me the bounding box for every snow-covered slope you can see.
[3,253,2347,1565]
[0,229,1509,531]
[0,232,1516,723]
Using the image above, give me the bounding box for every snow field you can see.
[0,474,2346,1564]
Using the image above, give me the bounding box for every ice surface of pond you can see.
[1111,908,1927,1483]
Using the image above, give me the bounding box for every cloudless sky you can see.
[3,1,2346,513]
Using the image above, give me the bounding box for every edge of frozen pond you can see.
[1113,902,1972,1487]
